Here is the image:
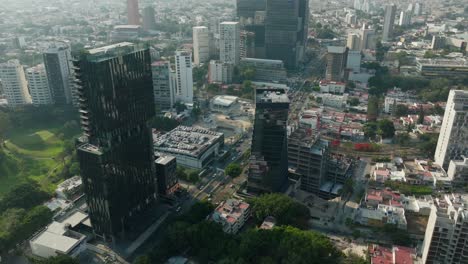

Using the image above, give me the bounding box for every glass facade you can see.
[74,43,157,240]
[248,88,290,193]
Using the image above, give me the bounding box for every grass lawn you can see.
[0,127,68,197]
[5,129,64,158]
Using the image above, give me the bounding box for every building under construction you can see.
[288,126,353,199]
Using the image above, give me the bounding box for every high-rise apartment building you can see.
[240,31,256,58]
[219,22,240,65]
[264,0,309,69]
[288,128,329,194]
[0,59,31,106]
[43,44,74,105]
[422,194,468,264]
[74,42,157,240]
[347,33,361,51]
[248,88,289,193]
[414,2,423,16]
[152,61,175,111]
[434,90,468,170]
[127,0,140,25]
[26,64,52,105]
[174,51,194,104]
[193,26,210,65]
[142,6,156,31]
[382,4,396,42]
[325,46,348,82]
[399,11,412,26]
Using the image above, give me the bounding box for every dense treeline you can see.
[135,195,365,264]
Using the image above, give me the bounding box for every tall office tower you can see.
[399,11,412,26]
[43,44,74,105]
[422,194,468,264]
[142,6,156,31]
[407,3,414,13]
[413,2,423,16]
[0,60,31,106]
[288,127,329,195]
[219,22,240,65]
[127,0,140,25]
[152,61,175,111]
[74,43,157,240]
[248,88,289,193]
[174,51,194,104]
[347,33,361,51]
[209,60,234,84]
[325,46,348,82]
[264,0,308,69]
[360,24,376,50]
[193,26,210,65]
[26,64,52,105]
[382,4,396,42]
[236,0,266,24]
[434,90,468,170]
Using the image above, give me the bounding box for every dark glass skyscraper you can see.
[236,0,266,20]
[74,42,157,240]
[248,88,290,193]
[264,0,309,69]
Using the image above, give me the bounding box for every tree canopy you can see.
[225,163,242,178]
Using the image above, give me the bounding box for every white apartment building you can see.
[211,199,250,234]
[421,194,468,264]
[319,80,346,94]
[193,26,210,65]
[399,11,412,26]
[26,64,53,105]
[209,60,233,84]
[219,22,240,65]
[0,59,32,106]
[152,61,175,111]
[174,51,194,105]
[434,90,468,170]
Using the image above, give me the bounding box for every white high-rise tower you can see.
[382,4,396,42]
[193,26,210,65]
[174,51,194,104]
[0,60,32,106]
[434,90,468,169]
[219,22,240,65]
[26,64,52,105]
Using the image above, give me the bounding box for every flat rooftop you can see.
[417,58,468,66]
[87,42,135,55]
[327,46,347,53]
[255,88,289,104]
[153,126,223,158]
[156,155,176,165]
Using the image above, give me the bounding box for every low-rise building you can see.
[30,211,89,258]
[319,80,346,94]
[212,95,238,109]
[319,93,349,109]
[447,157,468,187]
[153,126,224,169]
[211,199,250,234]
[369,244,416,264]
[356,204,407,229]
[209,60,234,84]
[110,25,142,41]
[260,216,276,230]
[239,58,287,83]
[416,58,468,78]
[56,176,83,201]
